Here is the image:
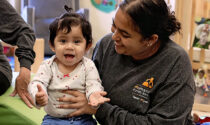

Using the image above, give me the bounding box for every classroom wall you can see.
[7,0,115,47]
[80,1,116,46]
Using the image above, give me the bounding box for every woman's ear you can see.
[49,40,55,52]
[149,34,158,45]
[146,34,159,47]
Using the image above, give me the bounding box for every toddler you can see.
[28,6,110,125]
[195,68,205,88]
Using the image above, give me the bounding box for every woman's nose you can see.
[112,29,120,41]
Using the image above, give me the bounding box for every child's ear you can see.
[85,43,92,52]
[49,40,55,52]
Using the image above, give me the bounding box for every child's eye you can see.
[74,40,80,44]
[59,39,66,43]
[62,40,66,43]
[60,39,66,43]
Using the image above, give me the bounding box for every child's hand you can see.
[35,84,48,106]
[89,91,110,107]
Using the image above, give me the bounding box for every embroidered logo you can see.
[142,77,154,89]
[132,77,154,103]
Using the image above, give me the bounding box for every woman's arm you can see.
[95,81,195,125]
[58,90,97,117]
[0,0,36,108]
[57,80,195,125]
[0,0,35,70]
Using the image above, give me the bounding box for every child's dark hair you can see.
[49,6,92,47]
[119,0,181,42]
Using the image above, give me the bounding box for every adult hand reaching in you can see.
[57,90,97,117]
[10,67,34,108]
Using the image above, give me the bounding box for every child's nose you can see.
[65,42,74,50]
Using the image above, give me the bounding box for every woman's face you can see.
[111,8,149,60]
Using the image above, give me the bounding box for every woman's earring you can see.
[147,42,152,47]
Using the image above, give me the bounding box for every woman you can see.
[58,0,196,124]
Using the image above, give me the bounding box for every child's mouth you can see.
[64,54,75,60]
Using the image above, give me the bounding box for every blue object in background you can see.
[202,122,210,125]
[91,0,116,13]
[7,56,14,71]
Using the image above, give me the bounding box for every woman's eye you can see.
[120,32,130,38]
[111,25,116,33]
[112,23,116,28]
[122,34,130,38]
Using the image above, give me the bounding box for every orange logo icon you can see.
[142,77,154,88]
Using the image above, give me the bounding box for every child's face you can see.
[51,25,90,67]
[198,72,204,78]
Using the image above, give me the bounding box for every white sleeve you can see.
[85,59,104,100]
[28,60,52,107]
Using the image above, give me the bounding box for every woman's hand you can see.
[57,90,97,117]
[10,67,34,108]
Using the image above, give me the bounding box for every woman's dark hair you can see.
[49,6,92,47]
[119,0,181,41]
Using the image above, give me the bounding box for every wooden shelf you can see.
[189,47,210,70]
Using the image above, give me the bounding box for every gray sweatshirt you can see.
[93,33,195,125]
[0,0,35,83]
